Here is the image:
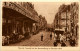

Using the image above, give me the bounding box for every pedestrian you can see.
[61,41,66,47]
[63,35,66,42]
[53,40,58,46]
[6,35,10,45]
[70,36,76,46]
[50,33,52,40]
[60,35,64,43]
[57,34,60,43]
[41,34,43,41]
[70,39,76,46]
[66,34,69,41]
[54,34,57,41]
[54,34,57,39]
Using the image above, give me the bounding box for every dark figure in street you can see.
[50,33,52,40]
[56,35,60,43]
[41,34,43,41]
[53,40,58,46]
[69,38,76,46]
[61,41,66,47]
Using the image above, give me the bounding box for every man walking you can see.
[41,34,43,41]
[50,33,52,40]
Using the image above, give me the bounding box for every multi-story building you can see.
[60,5,71,32]
[70,2,79,36]
[53,2,79,36]
[2,2,39,37]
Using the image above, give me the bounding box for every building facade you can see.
[2,2,39,37]
[53,2,79,36]
[70,2,79,36]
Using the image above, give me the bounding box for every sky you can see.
[32,2,72,24]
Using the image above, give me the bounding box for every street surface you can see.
[8,30,77,47]
[9,30,54,46]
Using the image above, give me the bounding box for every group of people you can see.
[53,34,66,47]
[53,32,76,47]
[2,32,25,45]
[40,31,77,47]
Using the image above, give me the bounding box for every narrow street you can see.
[2,2,78,47]
[9,30,54,46]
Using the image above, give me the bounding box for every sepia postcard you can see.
[1,0,80,51]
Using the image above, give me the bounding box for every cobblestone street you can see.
[9,31,54,46]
